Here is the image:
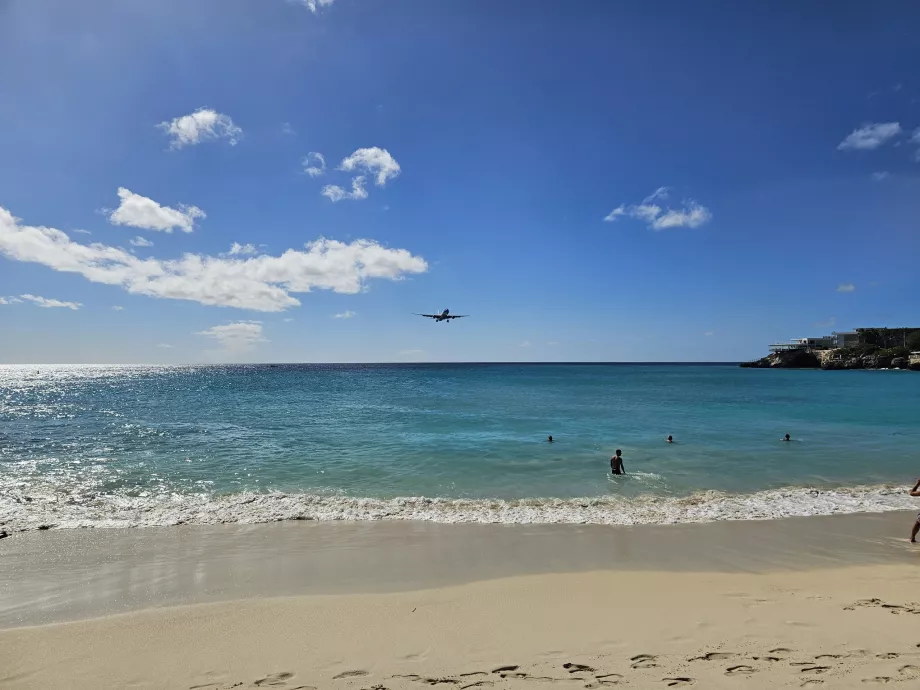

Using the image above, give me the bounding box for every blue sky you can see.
[1,0,919,364]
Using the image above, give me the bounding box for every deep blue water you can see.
[1,364,919,528]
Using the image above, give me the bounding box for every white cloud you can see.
[108,188,205,233]
[156,343,174,349]
[519,340,532,348]
[836,283,856,293]
[297,0,336,13]
[0,296,22,304]
[130,236,154,247]
[837,122,901,151]
[321,176,368,202]
[604,188,712,230]
[73,229,92,235]
[339,147,401,186]
[333,310,356,319]
[197,321,266,353]
[157,108,243,149]
[0,297,9,305]
[0,204,428,312]
[814,317,836,329]
[547,341,559,346]
[283,318,294,322]
[302,152,326,177]
[112,306,125,311]
[228,242,258,256]
[704,331,715,337]
[871,171,890,181]
[19,294,81,310]
[281,122,295,136]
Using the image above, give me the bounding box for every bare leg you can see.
[911,520,919,543]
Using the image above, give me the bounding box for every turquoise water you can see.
[1,364,919,529]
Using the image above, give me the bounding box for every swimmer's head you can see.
[667,435,673,442]
[615,449,622,456]
[784,434,790,441]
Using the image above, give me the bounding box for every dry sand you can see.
[2,514,920,689]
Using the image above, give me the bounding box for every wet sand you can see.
[2,513,920,689]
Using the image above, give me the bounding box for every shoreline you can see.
[3,512,920,689]
[2,510,918,629]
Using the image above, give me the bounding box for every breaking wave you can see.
[1,484,916,532]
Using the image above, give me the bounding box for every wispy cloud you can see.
[519,340,532,348]
[72,229,92,235]
[837,122,901,151]
[295,0,337,13]
[19,294,81,310]
[112,306,125,311]
[339,147,401,186]
[332,310,356,319]
[547,341,559,346]
[871,171,890,181]
[398,349,425,357]
[604,187,712,230]
[281,122,295,136]
[283,318,294,322]
[196,321,266,353]
[0,204,428,312]
[156,343,174,349]
[227,242,258,256]
[107,188,205,233]
[912,127,920,161]
[321,176,368,202]
[814,317,836,328]
[302,152,326,177]
[836,283,856,293]
[704,331,715,337]
[157,108,242,149]
[130,236,154,247]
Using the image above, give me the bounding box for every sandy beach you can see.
[3,513,920,689]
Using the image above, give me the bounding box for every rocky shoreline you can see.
[741,348,919,371]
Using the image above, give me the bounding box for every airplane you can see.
[415,309,468,322]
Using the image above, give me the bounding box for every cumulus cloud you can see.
[302,152,326,177]
[228,242,258,256]
[871,171,890,181]
[837,122,901,151]
[196,321,266,353]
[157,108,243,149]
[321,176,368,202]
[0,204,428,312]
[836,283,856,293]
[333,310,356,319]
[604,188,712,230]
[130,236,153,247]
[19,294,81,310]
[108,188,205,233]
[339,147,401,186]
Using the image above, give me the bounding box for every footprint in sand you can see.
[689,652,735,662]
[491,666,519,674]
[663,678,693,687]
[334,671,370,680]
[630,655,658,669]
[798,666,830,675]
[254,672,295,687]
[876,653,900,660]
[861,678,892,685]
[844,599,920,615]
[563,664,595,674]
[899,666,920,679]
[725,666,756,676]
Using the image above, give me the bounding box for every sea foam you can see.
[1,484,916,532]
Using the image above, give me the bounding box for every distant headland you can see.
[741,327,920,371]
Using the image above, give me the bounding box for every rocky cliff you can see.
[741,348,918,370]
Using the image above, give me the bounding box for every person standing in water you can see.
[547,435,554,443]
[783,433,791,442]
[910,478,920,543]
[610,449,625,475]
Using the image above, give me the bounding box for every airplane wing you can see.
[414,313,439,318]
[445,315,469,319]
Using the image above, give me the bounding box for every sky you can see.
[1,0,919,364]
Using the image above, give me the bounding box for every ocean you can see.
[1,363,919,530]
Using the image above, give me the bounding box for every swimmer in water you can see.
[909,479,920,543]
[610,449,625,475]
[783,433,791,442]
[547,435,554,443]
[667,435,673,443]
